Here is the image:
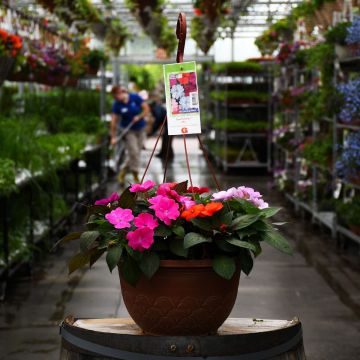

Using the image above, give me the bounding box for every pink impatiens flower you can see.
[129,180,155,193]
[148,195,180,225]
[95,192,119,205]
[134,213,159,230]
[126,228,154,252]
[212,186,269,209]
[178,196,196,210]
[105,208,134,229]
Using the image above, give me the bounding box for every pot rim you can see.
[159,259,213,268]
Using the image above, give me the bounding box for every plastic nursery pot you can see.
[119,259,241,336]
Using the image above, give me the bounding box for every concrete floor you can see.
[0,137,359,360]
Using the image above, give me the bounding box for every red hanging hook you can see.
[176,12,187,64]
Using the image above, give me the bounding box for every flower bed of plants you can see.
[0,89,108,269]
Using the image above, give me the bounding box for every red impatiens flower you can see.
[199,202,223,217]
[187,186,210,194]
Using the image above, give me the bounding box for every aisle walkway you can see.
[0,137,359,360]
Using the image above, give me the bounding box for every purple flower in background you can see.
[337,78,360,123]
[346,16,360,51]
[336,131,360,180]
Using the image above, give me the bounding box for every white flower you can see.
[170,84,185,100]
[179,95,191,111]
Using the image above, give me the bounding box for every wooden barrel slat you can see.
[60,317,306,360]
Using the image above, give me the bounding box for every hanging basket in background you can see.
[0,56,15,85]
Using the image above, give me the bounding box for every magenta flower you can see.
[134,213,159,230]
[156,183,181,201]
[105,208,134,229]
[95,192,119,205]
[129,180,155,193]
[148,195,180,225]
[126,228,154,252]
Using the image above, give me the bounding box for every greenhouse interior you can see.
[0,0,360,359]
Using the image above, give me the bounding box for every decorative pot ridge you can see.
[119,259,241,336]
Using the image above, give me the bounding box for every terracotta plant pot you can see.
[119,259,240,336]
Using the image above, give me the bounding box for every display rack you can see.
[272,56,360,246]
[204,62,272,173]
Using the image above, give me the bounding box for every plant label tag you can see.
[163,61,201,135]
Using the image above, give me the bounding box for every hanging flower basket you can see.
[58,13,292,337]
[0,56,15,85]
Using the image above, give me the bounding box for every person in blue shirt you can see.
[111,86,150,185]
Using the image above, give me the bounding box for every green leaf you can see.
[53,231,82,249]
[68,251,92,274]
[119,255,141,286]
[214,238,238,253]
[90,249,106,267]
[106,245,123,272]
[260,207,281,218]
[173,180,188,194]
[248,240,262,257]
[237,228,257,240]
[172,225,185,238]
[262,230,293,255]
[219,210,234,226]
[238,249,253,275]
[139,252,160,279]
[154,224,172,237]
[251,220,273,232]
[226,238,257,252]
[231,214,259,231]
[229,198,260,214]
[190,217,213,231]
[80,231,100,252]
[184,232,211,249]
[169,238,189,257]
[118,186,136,209]
[87,205,109,217]
[212,256,236,280]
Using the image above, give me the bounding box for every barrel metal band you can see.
[60,325,303,360]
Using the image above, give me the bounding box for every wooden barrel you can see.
[60,317,306,360]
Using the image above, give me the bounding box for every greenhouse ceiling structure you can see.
[11,0,302,39]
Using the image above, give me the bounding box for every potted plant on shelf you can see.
[336,196,360,236]
[59,180,292,336]
[0,28,23,84]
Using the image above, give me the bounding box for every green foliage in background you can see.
[336,196,360,227]
[210,90,268,103]
[211,119,268,132]
[301,136,333,168]
[123,64,163,91]
[211,61,263,74]
[0,159,16,197]
[325,21,351,46]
